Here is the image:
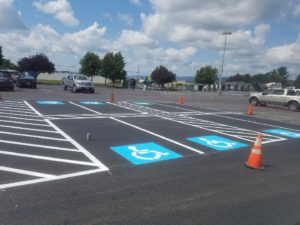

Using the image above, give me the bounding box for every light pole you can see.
[218,31,232,95]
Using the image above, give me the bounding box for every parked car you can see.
[249,88,300,111]
[0,70,14,91]
[63,74,95,93]
[16,72,37,88]
[10,71,20,83]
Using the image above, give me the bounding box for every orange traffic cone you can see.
[178,96,184,105]
[247,103,253,116]
[245,133,264,170]
[109,92,115,103]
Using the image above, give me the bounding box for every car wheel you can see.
[249,97,259,106]
[73,85,77,93]
[64,86,67,90]
[288,101,299,111]
[90,89,95,94]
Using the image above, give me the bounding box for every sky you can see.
[0,0,300,78]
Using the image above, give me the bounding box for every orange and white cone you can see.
[245,133,264,169]
[178,96,184,105]
[247,103,253,116]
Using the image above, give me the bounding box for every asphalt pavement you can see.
[0,85,300,225]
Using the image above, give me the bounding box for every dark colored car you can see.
[16,73,37,88]
[0,70,14,91]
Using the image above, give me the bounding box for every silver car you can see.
[63,74,95,93]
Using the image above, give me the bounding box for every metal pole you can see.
[218,31,232,95]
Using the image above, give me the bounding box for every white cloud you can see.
[34,0,79,26]
[0,22,108,70]
[118,14,134,26]
[0,0,27,29]
[130,0,141,5]
[118,30,156,47]
[293,3,300,17]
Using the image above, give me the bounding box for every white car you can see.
[249,88,300,111]
[63,74,95,93]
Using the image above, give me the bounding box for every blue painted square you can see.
[111,142,182,165]
[187,135,248,151]
[80,101,104,105]
[264,129,300,138]
[36,101,64,105]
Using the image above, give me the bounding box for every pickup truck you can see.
[63,74,95,93]
[249,89,300,111]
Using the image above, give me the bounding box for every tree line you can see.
[1,45,300,88]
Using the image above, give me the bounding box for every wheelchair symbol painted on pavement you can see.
[187,135,247,151]
[111,142,182,165]
[128,146,169,161]
[264,129,300,138]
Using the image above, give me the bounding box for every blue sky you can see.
[1,0,300,78]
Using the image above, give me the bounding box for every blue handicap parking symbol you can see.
[134,102,151,105]
[111,142,182,165]
[187,135,248,151]
[80,101,104,105]
[36,101,64,105]
[264,129,300,138]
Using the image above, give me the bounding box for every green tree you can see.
[79,52,101,79]
[150,65,176,88]
[195,65,218,84]
[0,59,17,70]
[295,74,300,89]
[17,53,55,76]
[101,52,127,86]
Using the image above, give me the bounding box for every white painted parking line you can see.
[0,108,40,114]
[110,117,205,155]
[113,102,286,144]
[70,101,205,155]
[0,111,41,118]
[0,131,67,141]
[0,115,45,122]
[0,150,99,166]
[0,168,106,190]
[0,139,79,152]
[0,119,51,126]
[0,105,32,112]
[0,124,59,133]
[0,166,56,178]
[45,119,109,170]
[0,101,110,190]
[69,101,103,114]
[214,114,300,133]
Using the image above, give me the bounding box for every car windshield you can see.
[74,75,88,80]
[0,72,11,78]
[21,75,34,79]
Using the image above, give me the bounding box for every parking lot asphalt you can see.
[0,85,300,225]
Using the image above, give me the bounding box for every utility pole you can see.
[218,31,232,95]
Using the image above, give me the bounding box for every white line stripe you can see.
[0,119,51,127]
[107,102,144,112]
[0,131,67,141]
[0,106,32,112]
[24,101,43,116]
[0,166,56,178]
[45,119,109,170]
[0,150,98,166]
[69,101,102,114]
[0,104,31,109]
[0,140,79,152]
[110,117,205,155]
[0,115,45,122]
[0,108,35,114]
[0,111,41,118]
[70,101,204,154]
[0,168,107,190]
[0,124,58,133]
[214,114,300,133]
